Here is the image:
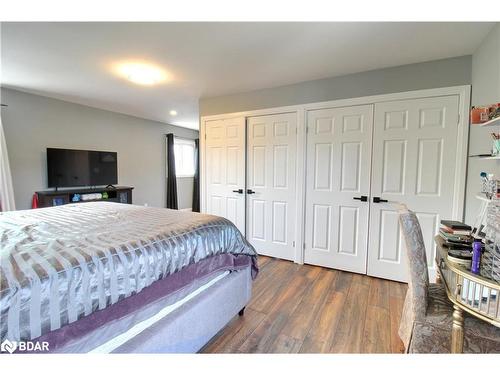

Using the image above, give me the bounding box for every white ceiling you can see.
[1,22,495,130]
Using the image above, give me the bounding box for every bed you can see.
[0,202,258,353]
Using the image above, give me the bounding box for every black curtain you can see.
[192,138,200,212]
[166,133,178,209]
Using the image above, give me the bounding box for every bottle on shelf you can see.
[471,238,483,274]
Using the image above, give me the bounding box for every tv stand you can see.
[36,186,134,208]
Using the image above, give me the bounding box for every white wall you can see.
[0,88,199,210]
[466,23,500,224]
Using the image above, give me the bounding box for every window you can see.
[173,138,195,177]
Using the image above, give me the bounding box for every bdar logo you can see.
[1,339,17,354]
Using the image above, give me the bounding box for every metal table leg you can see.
[451,304,464,353]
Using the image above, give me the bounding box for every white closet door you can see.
[304,105,373,273]
[205,117,246,234]
[368,95,460,282]
[246,113,297,260]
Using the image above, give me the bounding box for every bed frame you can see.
[107,267,252,353]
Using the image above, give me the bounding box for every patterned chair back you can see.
[398,207,430,350]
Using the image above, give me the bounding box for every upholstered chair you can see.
[398,206,500,353]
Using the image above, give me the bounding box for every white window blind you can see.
[173,138,195,177]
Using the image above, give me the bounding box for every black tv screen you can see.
[47,148,118,188]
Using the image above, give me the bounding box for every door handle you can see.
[247,189,256,195]
[232,189,244,194]
[373,197,388,203]
[353,196,368,202]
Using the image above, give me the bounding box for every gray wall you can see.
[1,88,199,210]
[472,24,500,104]
[200,56,472,116]
[466,23,500,223]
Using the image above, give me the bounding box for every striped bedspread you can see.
[0,202,256,342]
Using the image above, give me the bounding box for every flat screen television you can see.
[47,148,118,188]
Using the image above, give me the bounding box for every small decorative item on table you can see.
[482,194,500,282]
[470,106,490,124]
[491,132,500,156]
[52,197,65,206]
[447,249,472,267]
[470,103,500,124]
[488,104,500,120]
[81,193,102,201]
[480,173,499,199]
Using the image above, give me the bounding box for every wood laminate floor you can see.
[201,256,407,353]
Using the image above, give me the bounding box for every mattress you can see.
[0,202,257,342]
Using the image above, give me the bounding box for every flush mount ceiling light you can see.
[169,110,177,116]
[114,61,168,86]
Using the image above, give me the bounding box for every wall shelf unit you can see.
[476,193,492,202]
[469,155,500,160]
[474,116,500,128]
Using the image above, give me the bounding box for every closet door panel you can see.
[368,95,460,282]
[205,117,246,234]
[304,105,373,274]
[247,113,297,261]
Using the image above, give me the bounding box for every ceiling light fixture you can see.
[169,110,177,116]
[114,61,168,86]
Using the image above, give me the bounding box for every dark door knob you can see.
[232,189,244,194]
[373,197,388,203]
[353,196,368,202]
[247,189,256,194]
